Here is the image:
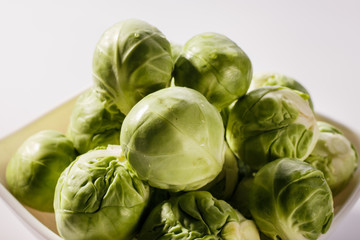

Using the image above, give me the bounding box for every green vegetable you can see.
[174,32,252,110]
[305,121,358,195]
[67,88,125,154]
[226,86,319,171]
[120,86,225,192]
[6,130,76,212]
[250,72,314,109]
[67,89,125,154]
[92,18,173,115]
[249,158,334,240]
[138,191,260,240]
[54,146,150,240]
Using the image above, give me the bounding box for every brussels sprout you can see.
[54,146,150,240]
[120,86,225,192]
[305,121,359,195]
[138,191,260,240]
[249,158,334,240]
[226,86,319,171]
[92,18,173,115]
[174,32,252,110]
[67,88,125,154]
[250,72,314,109]
[201,142,239,200]
[6,130,76,212]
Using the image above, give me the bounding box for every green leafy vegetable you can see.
[6,130,76,212]
[120,86,225,192]
[92,18,173,115]
[67,88,125,154]
[305,121,358,195]
[54,146,150,240]
[138,191,260,240]
[249,158,334,240]
[174,32,252,110]
[226,86,319,171]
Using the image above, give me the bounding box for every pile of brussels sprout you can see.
[6,18,359,240]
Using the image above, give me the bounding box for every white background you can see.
[0,0,360,239]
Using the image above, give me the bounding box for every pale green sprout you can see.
[305,121,358,195]
[249,158,334,240]
[92,18,173,115]
[174,32,252,110]
[6,130,76,212]
[67,88,125,154]
[226,86,319,171]
[120,86,225,192]
[138,191,260,240]
[54,146,150,240]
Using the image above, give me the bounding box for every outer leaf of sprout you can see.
[121,87,225,192]
[93,18,173,115]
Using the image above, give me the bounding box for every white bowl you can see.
[0,94,359,239]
